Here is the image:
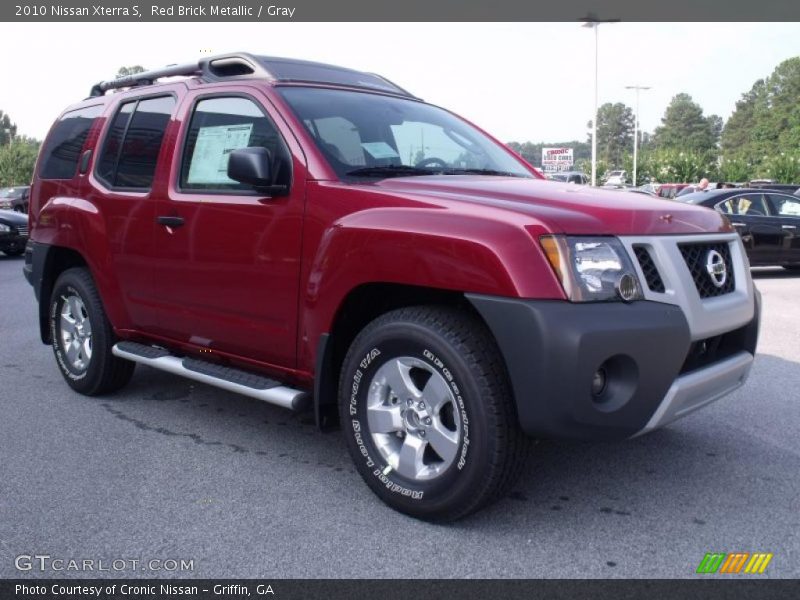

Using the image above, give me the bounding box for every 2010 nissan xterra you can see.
[24,53,760,521]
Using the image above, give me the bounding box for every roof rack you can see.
[89,53,270,97]
[89,52,417,99]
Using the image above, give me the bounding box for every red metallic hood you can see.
[371,176,731,235]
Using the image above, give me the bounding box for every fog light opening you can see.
[591,368,608,397]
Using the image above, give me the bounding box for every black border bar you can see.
[3,580,800,600]
[3,0,800,22]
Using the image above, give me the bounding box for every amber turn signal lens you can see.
[540,235,565,284]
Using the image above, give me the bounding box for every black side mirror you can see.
[227,147,289,196]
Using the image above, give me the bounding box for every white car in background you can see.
[605,170,627,185]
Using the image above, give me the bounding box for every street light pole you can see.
[582,16,619,187]
[625,85,650,187]
[592,24,598,187]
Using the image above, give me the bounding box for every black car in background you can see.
[0,209,28,257]
[678,188,800,269]
[0,186,31,213]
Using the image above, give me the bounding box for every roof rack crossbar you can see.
[90,62,202,97]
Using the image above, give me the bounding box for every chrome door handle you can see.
[731,222,746,227]
[782,225,797,230]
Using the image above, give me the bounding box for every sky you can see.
[1,22,799,144]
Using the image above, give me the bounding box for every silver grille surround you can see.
[620,233,755,341]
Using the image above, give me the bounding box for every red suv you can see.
[24,54,760,521]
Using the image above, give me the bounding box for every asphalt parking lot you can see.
[0,255,798,579]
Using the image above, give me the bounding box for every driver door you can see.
[151,89,307,367]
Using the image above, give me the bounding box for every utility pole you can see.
[581,15,619,186]
[625,85,651,187]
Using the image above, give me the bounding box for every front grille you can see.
[679,242,735,298]
[16,227,28,237]
[633,245,665,293]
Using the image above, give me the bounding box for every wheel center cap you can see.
[402,402,431,435]
[404,410,422,431]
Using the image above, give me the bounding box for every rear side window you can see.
[97,96,175,189]
[39,105,103,180]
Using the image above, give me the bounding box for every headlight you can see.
[0,223,10,233]
[540,235,643,302]
[0,201,11,209]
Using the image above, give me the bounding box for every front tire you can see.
[49,267,135,395]
[2,247,24,257]
[339,306,529,521]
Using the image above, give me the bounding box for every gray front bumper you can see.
[634,350,754,436]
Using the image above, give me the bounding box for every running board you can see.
[112,341,309,411]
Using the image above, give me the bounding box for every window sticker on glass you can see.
[361,142,400,160]
[187,124,254,184]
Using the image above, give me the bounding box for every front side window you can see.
[97,96,175,189]
[39,105,103,180]
[278,87,533,179]
[180,96,290,192]
[716,194,770,216]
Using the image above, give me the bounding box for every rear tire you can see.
[49,267,135,395]
[339,306,530,521]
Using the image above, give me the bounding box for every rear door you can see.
[766,193,800,264]
[87,93,178,331]
[151,87,307,367]
[716,192,782,265]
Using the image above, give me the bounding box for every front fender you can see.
[299,205,564,371]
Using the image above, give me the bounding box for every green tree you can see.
[652,93,720,154]
[720,80,767,162]
[643,148,717,184]
[0,139,40,187]
[759,153,800,183]
[506,141,539,165]
[721,57,800,169]
[588,102,634,169]
[0,110,17,145]
[116,65,147,78]
[718,156,752,183]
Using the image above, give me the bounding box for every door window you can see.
[767,194,800,217]
[96,96,175,189]
[180,96,290,192]
[716,194,770,216]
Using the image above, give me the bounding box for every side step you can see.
[112,341,309,411]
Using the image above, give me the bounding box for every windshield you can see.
[0,188,20,198]
[277,87,533,180]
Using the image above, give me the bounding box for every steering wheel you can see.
[415,157,449,169]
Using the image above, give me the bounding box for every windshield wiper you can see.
[439,168,526,177]
[345,165,435,178]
